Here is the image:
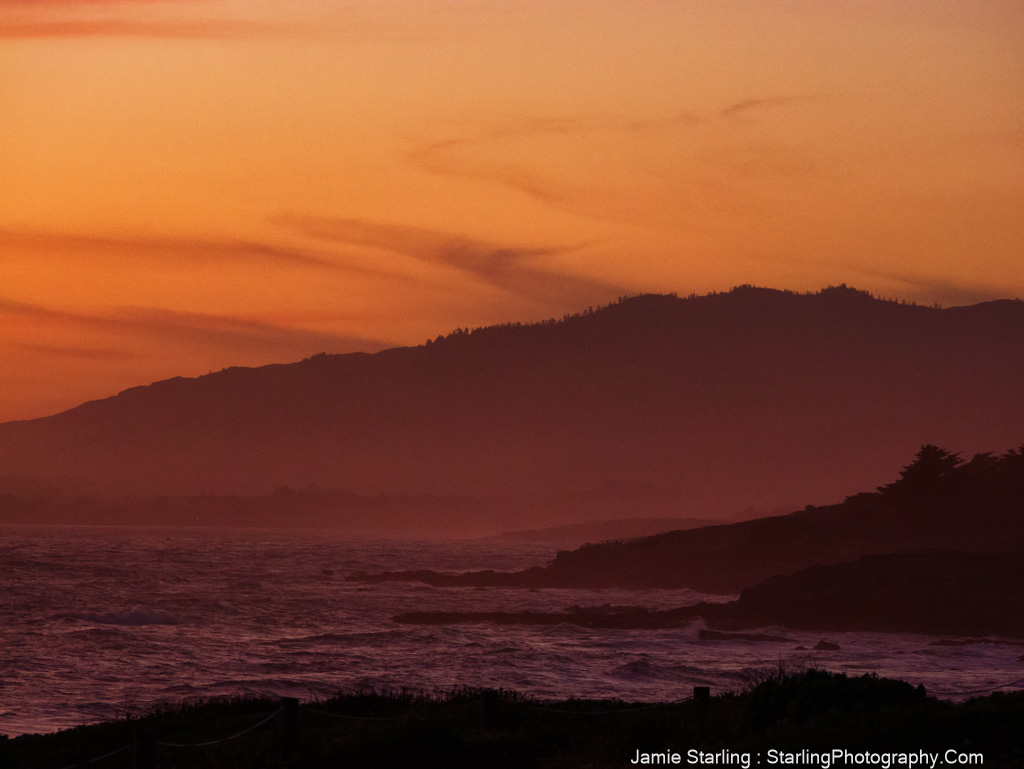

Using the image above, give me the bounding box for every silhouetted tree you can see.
[877,444,962,504]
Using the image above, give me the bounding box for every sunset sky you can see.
[2,0,1022,422]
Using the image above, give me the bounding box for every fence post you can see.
[134,733,155,769]
[280,697,299,756]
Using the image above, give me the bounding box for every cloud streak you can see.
[0,1,468,41]
[767,258,1011,308]
[117,306,390,354]
[0,295,390,358]
[405,98,821,224]
[719,95,822,119]
[9,342,142,361]
[0,228,406,282]
[842,269,1009,308]
[0,0,276,40]
[278,214,622,307]
[0,18,284,40]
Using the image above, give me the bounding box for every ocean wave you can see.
[7,533,1023,738]
[610,659,663,679]
[610,658,712,682]
[275,630,410,646]
[62,608,180,626]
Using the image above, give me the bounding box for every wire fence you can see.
[156,707,283,748]
[38,690,704,768]
[54,744,133,769]
[928,673,1024,699]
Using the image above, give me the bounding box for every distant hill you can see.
[1,285,1023,529]
[349,445,1024,591]
[483,517,718,544]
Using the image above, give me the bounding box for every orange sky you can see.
[2,0,1022,422]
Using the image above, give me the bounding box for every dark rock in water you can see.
[814,640,840,651]
[794,645,807,650]
[699,630,797,643]
[392,551,1024,640]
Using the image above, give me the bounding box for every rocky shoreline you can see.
[388,551,1024,639]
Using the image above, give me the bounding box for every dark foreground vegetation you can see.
[5,671,1023,768]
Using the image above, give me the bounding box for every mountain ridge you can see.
[2,285,1022,527]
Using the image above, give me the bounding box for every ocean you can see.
[2,526,1021,737]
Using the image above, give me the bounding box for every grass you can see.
[3,671,1023,768]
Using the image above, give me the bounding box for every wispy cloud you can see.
[767,258,1010,308]
[405,98,821,223]
[117,306,389,354]
[0,0,183,5]
[277,214,622,307]
[0,1,465,41]
[1,1,183,4]
[9,341,142,361]
[0,0,270,40]
[0,297,56,317]
[844,269,1009,308]
[0,295,390,358]
[406,128,650,226]
[0,228,403,281]
[0,18,283,40]
[719,95,822,119]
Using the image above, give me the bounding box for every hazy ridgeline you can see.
[2,287,1023,533]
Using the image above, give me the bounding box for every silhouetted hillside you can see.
[350,445,1024,591]
[1,286,1022,528]
[715,550,1024,637]
[483,516,717,544]
[393,551,1024,638]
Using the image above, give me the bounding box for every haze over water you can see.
[3,526,1020,738]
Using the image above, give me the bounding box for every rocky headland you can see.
[391,550,1024,638]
